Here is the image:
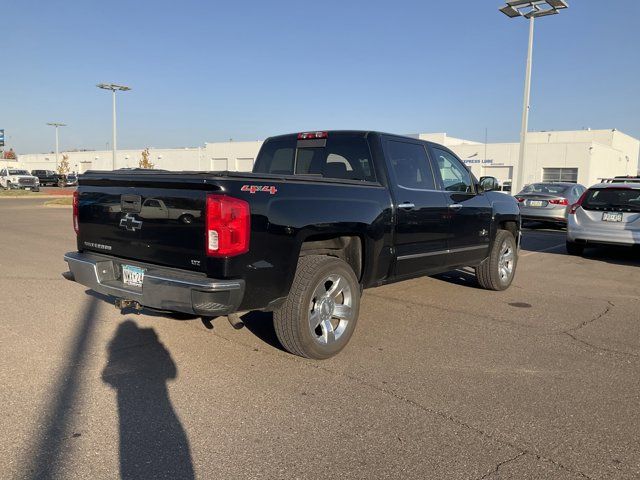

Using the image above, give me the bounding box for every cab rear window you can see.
[582,188,640,212]
[253,134,376,182]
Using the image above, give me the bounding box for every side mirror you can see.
[478,176,499,193]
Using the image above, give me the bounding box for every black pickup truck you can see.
[65,131,521,359]
[31,170,64,187]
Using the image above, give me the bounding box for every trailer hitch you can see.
[114,298,143,313]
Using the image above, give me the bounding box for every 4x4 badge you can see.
[119,213,142,232]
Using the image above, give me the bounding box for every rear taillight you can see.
[206,194,250,257]
[549,198,569,205]
[297,131,328,140]
[515,196,525,203]
[72,191,79,234]
[569,191,588,215]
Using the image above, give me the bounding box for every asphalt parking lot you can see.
[1,198,638,480]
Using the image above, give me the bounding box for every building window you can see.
[542,168,578,183]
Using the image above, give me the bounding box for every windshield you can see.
[521,183,569,195]
[582,188,640,212]
[9,170,30,175]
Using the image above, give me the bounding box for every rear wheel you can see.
[273,255,360,359]
[475,229,518,291]
[566,241,584,256]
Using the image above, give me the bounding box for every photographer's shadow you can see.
[102,320,194,480]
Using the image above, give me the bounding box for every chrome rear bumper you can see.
[64,251,244,316]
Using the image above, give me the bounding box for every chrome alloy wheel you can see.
[309,274,353,345]
[498,240,515,282]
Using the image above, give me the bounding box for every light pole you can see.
[46,122,66,171]
[500,0,568,194]
[97,83,131,170]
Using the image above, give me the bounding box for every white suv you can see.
[567,183,640,255]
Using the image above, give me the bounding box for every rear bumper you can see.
[64,251,244,316]
[566,228,639,247]
[520,206,567,223]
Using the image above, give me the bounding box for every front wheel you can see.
[475,229,518,291]
[273,255,360,359]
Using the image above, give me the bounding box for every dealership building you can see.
[12,128,639,188]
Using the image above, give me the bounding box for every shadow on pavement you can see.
[102,320,195,480]
[240,310,286,352]
[25,297,100,479]
[432,268,483,289]
[572,246,640,267]
[521,228,639,266]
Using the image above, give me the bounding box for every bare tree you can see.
[139,148,154,169]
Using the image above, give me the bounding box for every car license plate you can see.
[25,187,31,191]
[529,200,544,207]
[602,212,623,222]
[122,265,145,287]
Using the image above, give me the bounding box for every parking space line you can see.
[521,243,567,257]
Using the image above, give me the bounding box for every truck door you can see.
[383,138,450,277]
[428,146,492,267]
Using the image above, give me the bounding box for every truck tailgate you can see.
[78,185,208,272]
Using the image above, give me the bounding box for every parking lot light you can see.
[499,0,569,195]
[97,83,131,170]
[46,122,66,171]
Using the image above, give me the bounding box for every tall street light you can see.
[46,122,67,171]
[97,83,131,170]
[500,0,569,194]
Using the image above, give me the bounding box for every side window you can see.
[432,148,473,193]
[144,199,162,208]
[386,141,435,190]
[268,148,295,174]
[0,169,6,176]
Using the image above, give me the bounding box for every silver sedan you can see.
[515,182,586,226]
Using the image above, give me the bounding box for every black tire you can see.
[566,241,584,256]
[273,255,360,359]
[475,229,518,291]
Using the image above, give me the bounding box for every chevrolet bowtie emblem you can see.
[119,213,142,232]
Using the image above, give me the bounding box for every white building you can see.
[442,129,640,188]
[13,140,263,173]
[14,128,639,189]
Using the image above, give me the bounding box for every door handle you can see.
[448,204,463,211]
[398,202,415,210]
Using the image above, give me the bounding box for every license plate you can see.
[528,200,545,207]
[602,212,623,222]
[122,265,145,287]
[25,187,31,191]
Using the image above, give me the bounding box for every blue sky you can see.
[2,0,639,153]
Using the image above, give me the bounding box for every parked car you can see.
[515,182,586,226]
[31,170,64,187]
[567,182,640,255]
[0,168,40,191]
[65,173,78,186]
[64,131,521,359]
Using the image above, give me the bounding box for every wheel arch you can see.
[299,234,364,282]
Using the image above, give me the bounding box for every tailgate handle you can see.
[121,195,142,213]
